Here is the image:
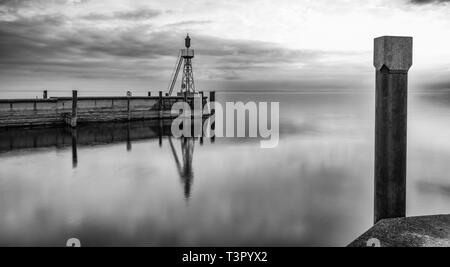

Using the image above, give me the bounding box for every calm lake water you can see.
[0,91,450,247]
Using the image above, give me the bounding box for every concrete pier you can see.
[0,94,209,128]
[349,215,450,247]
[374,36,412,223]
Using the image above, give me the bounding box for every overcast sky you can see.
[0,0,449,95]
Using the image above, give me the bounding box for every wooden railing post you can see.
[210,91,216,143]
[210,91,215,115]
[200,91,204,110]
[126,91,131,121]
[71,90,78,128]
[374,36,412,224]
[159,91,163,119]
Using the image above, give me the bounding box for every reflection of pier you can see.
[71,128,78,168]
[0,120,212,199]
[0,120,174,153]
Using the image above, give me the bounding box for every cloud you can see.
[82,8,162,21]
[0,7,352,83]
[0,0,88,10]
[410,0,450,4]
[164,20,213,28]
[1,0,417,92]
[0,0,37,8]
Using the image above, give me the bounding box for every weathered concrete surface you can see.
[0,96,208,127]
[374,36,413,71]
[349,215,450,247]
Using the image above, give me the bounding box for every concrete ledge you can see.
[0,96,208,103]
[0,99,58,103]
[349,215,450,247]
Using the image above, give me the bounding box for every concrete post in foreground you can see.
[71,90,78,128]
[43,90,48,99]
[374,36,412,224]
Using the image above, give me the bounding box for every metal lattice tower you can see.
[167,34,197,96]
[181,34,195,93]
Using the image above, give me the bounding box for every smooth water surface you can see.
[0,92,449,246]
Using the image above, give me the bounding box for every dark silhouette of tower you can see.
[181,34,195,94]
[167,34,197,96]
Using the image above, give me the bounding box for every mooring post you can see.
[43,90,48,99]
[374,36,412,224]
[71,90,78,128]
[158,91,165,144]
[127,91,131,121]
[210,91,216,143]
[200,91,204,108]
[210,91,216,115]
[159,91,163,119]
[199,91,204,118]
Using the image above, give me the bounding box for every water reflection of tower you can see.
[168,137,195,200]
